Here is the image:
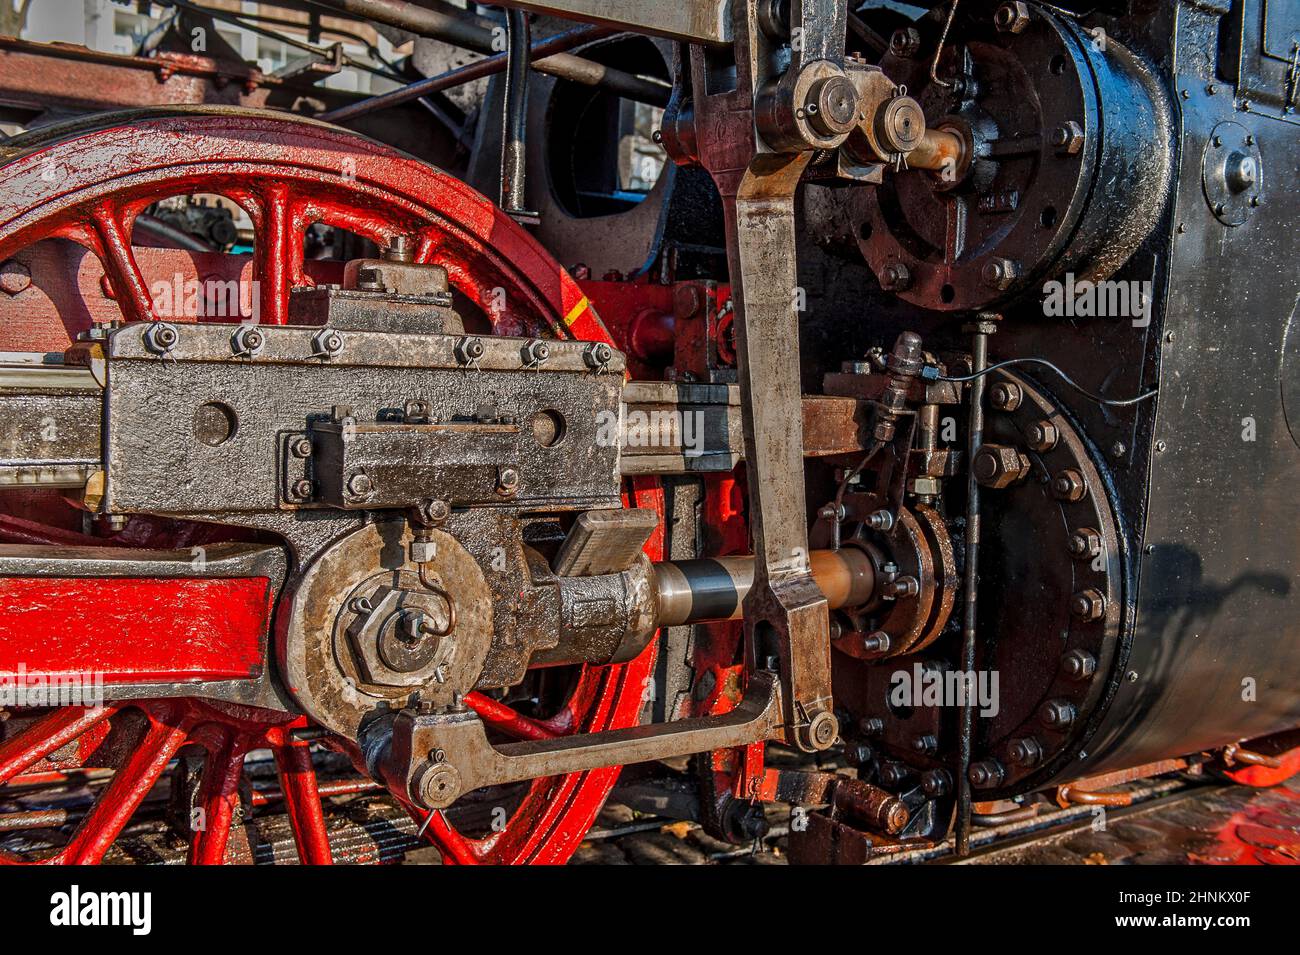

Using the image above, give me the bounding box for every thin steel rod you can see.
[956,318,991,857]
[500,8,531,216]
[320,24,609,123]
[308,0,670,106]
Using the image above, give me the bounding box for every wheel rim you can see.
[0,107,660,864]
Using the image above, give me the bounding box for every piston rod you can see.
[654,548,877,627]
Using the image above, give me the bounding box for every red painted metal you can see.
[0,110,662,864]
[0,576,273,683]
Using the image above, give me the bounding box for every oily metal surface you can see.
[1079,21,1300,775]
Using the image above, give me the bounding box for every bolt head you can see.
[291,438,313,458]
[989,381,1023,411]
[968,760,1005,788]
[981,258,1019,291]
[993,2,1030,34]
[347,472,374,498]
[1070,588,1106,621]
[1067,527,1102,558]
[1039,699,1076,729]
[1051,120,1085,155]
[1026,419,1059,451]
[420,499,451,524]
[879,262,912,291]
[921,769,951,797]
[496,467,521,495]
[889,26,922,58]
[1051,469,1087,501]
[973,444,1031,489]
[1060,649,1098,681]
[1008,737,1042,766]
[292,478,314,500]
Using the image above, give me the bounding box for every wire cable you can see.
[938,357,1158,407]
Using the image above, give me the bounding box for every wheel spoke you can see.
[272,739,333,865]
[187,727,250,865]
[464,693,557,741]
[89,202,155,323]
[253,183,304,326]
[0,706,118,785]
[59,709,189,865]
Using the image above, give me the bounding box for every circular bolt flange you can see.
[143,322,179,355]
[1061,649,1098,681]
[1039,698,1077,729]
[989,381,1023,411]
[1070,587,1107,621]
[1026,419,1059,451]
[311,328,344,359]
[968,760,1006,788]
[1051,468,1088,501]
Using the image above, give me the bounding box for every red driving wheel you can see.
[0,108,661,865]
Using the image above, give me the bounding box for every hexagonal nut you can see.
[1026,419,1059,451]
[1060,648,1098,681]
[1051,468,1088,502]
[0,258,32,295]
[348,588,441,688]
[1038,698,1076,729]
[409,538,438,563]
[1007,737,1042,767]
[981,257,1020,291]
[878,261,912,291]
[1067,527,1102,559]
[1070,587,1107,621]
[973,444,1031,489]
[889,26,922,58]
[989,381,1023,411]
[1051,120,1085,156]
[994,1,1030,34]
